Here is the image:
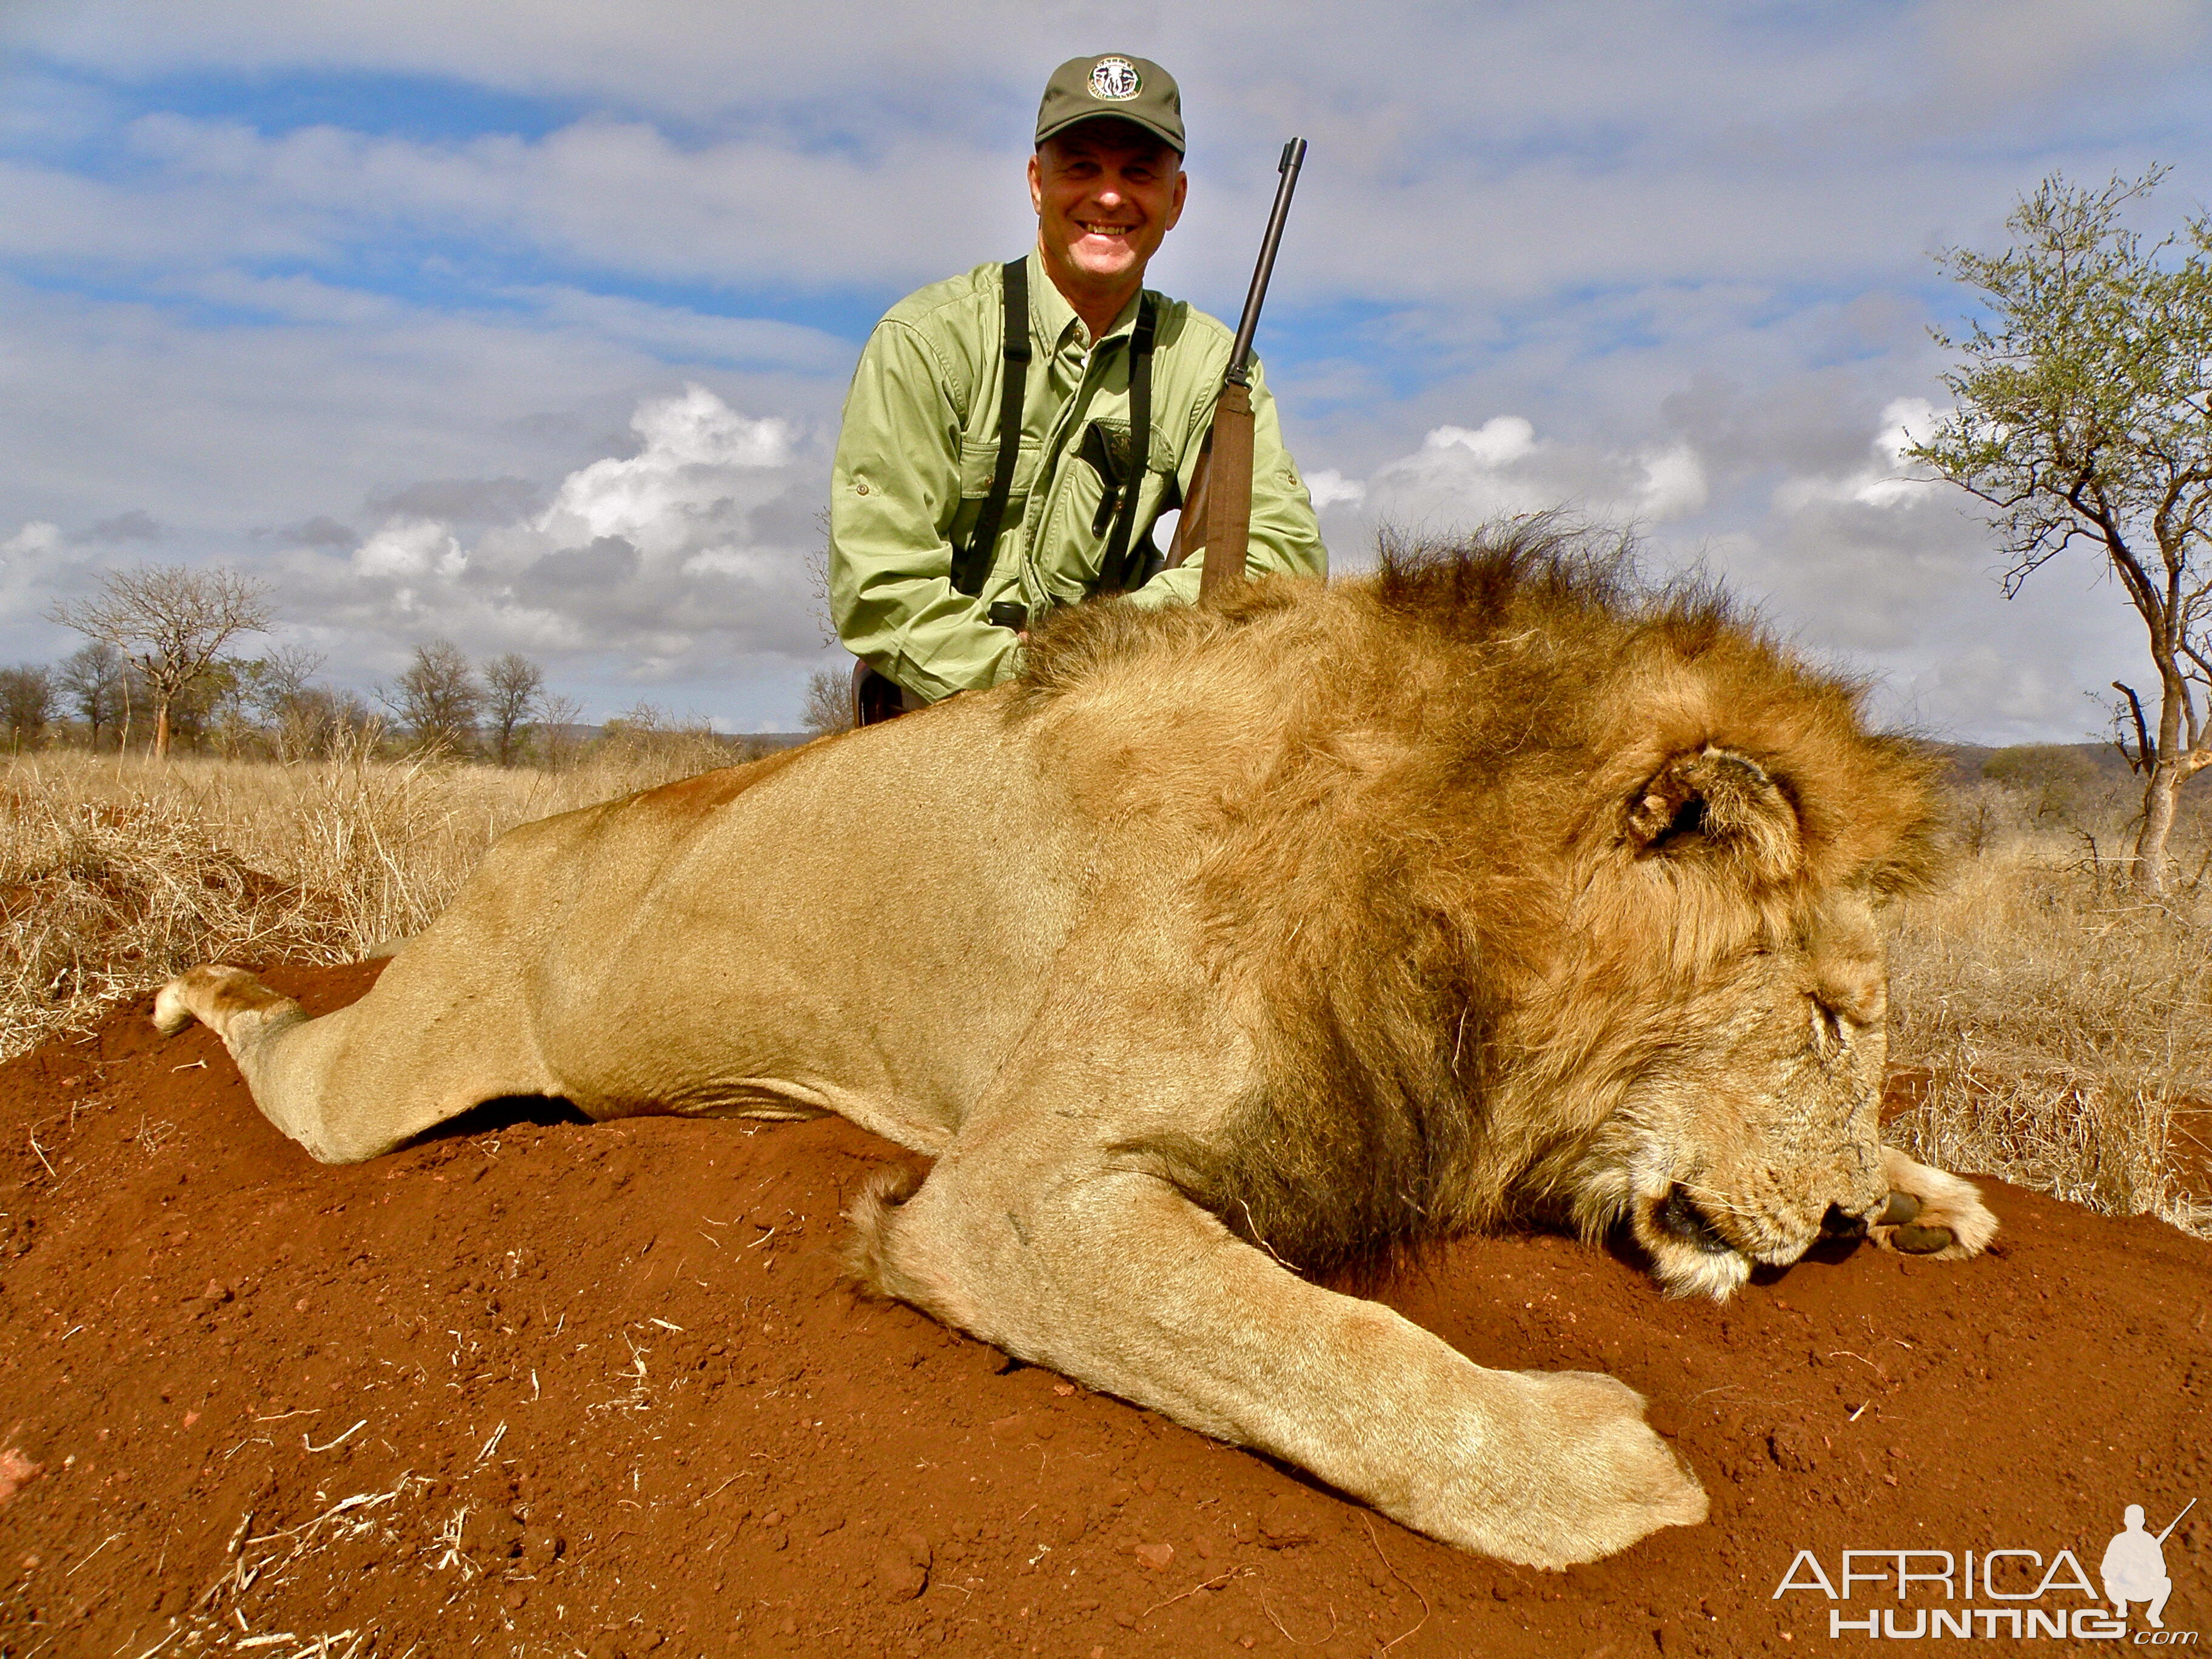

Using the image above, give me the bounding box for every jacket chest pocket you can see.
[1068,420,1170,518]
[946,437,1038,566]
[956,437,1039,501]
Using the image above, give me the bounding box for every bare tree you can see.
[0,665,55,749]
[482,652,546,766]
[384,640,483,756]
[801,666,854,736]
[805,507,840,648]
[533,690,585,771]
[1909,169,2212,893]
[47,565,274,760]
[56,643,127,749]
[236,646,326,718]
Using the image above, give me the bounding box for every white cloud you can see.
[2,521,62,559]
[1428,418,1537,469]
[1304,469,1366,511]
[0,111,1025,297]
[1772,397,1943,512]
[353,518,466,580]
[1637,444,1709,520]
[273,383,826,694]
[1360,415,1708,531]
[0,378,833,726]
[538,384,791,552]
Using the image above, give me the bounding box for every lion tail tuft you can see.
[840,1164,923,1299]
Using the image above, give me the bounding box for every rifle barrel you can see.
[1224,136,1307,385]
[2155,1496,2197,1544]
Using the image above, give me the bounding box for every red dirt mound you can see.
[1,962,2205,1658]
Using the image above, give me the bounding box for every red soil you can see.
[1,961,2205,1658]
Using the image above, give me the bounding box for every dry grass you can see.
[0,732,762,1062]
[4,743,2207,1236]
[1886,826,2212,1236]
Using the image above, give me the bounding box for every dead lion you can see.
[155,532,1994,1569]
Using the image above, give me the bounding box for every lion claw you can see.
[1877,1190,1920,1228]
[1889,1222,1954,1254]
[1869,1150,1997,1262]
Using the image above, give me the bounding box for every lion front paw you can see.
[1872,1148,1997,1259]
[1435,1369,1708,1569]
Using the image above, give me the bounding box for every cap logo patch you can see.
[1088,57,1141,101]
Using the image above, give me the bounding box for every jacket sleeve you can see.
[829,319,1018,700]
[1127,354,1327,609]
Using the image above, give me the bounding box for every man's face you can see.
[1028,121,1187,291]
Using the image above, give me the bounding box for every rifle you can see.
[1164,136,1309,597]
[2155,1498,2197,1546]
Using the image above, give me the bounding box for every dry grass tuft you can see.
[0,738,763,1061]
[1885,834,2212,1236]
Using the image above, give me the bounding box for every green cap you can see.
[1035,54,1184,155]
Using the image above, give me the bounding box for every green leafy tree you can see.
[1908,169,2212,893]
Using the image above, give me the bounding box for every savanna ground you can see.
[0,742,2207,1658]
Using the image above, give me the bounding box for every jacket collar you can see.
[1024,249,1145,354]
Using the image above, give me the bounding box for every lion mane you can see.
[1000,528,1944,1281]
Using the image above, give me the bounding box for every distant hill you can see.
[1919,738,2196,793]
[539,723,816,751]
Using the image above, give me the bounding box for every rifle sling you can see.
[1098,295,1157,593]
[951,258,1033,597]
[953,262,1162,600]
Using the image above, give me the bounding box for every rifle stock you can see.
[1164,429,1212,568]
[1197,380,1254,598]
[1163,137,1306,589]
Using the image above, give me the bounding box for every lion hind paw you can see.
[150,964,299,1042]
[152,977,198,1036]
[1872,1148,1997,1259]
[840,1164,924,1299]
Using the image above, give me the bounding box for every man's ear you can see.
[1164,166,1187,233]
[1027,151,1044,216]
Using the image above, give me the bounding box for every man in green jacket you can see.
[830,53,1328,715]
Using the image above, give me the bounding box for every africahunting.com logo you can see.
[1774,1500,2197,1641]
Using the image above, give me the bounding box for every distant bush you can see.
[1980,744,2119,826]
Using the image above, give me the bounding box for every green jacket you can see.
[830,251,1327,701]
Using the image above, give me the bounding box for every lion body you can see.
[157,538,1996,1567]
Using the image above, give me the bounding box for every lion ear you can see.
[1624,747,1798,875]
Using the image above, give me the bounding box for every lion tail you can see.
[840,1164,923,1299]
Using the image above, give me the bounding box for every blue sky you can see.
[3,0,2210,736]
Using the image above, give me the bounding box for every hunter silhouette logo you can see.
[1088,57,1141,101]
[1772,1496,2197,1640]
[2106,1500,2194,1631]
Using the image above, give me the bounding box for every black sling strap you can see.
[950,259,1032,597]
[1097,294,1157,594]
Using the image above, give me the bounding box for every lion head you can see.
[1018,525,1943,1299]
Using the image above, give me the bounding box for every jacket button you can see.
[856,483,870,495]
